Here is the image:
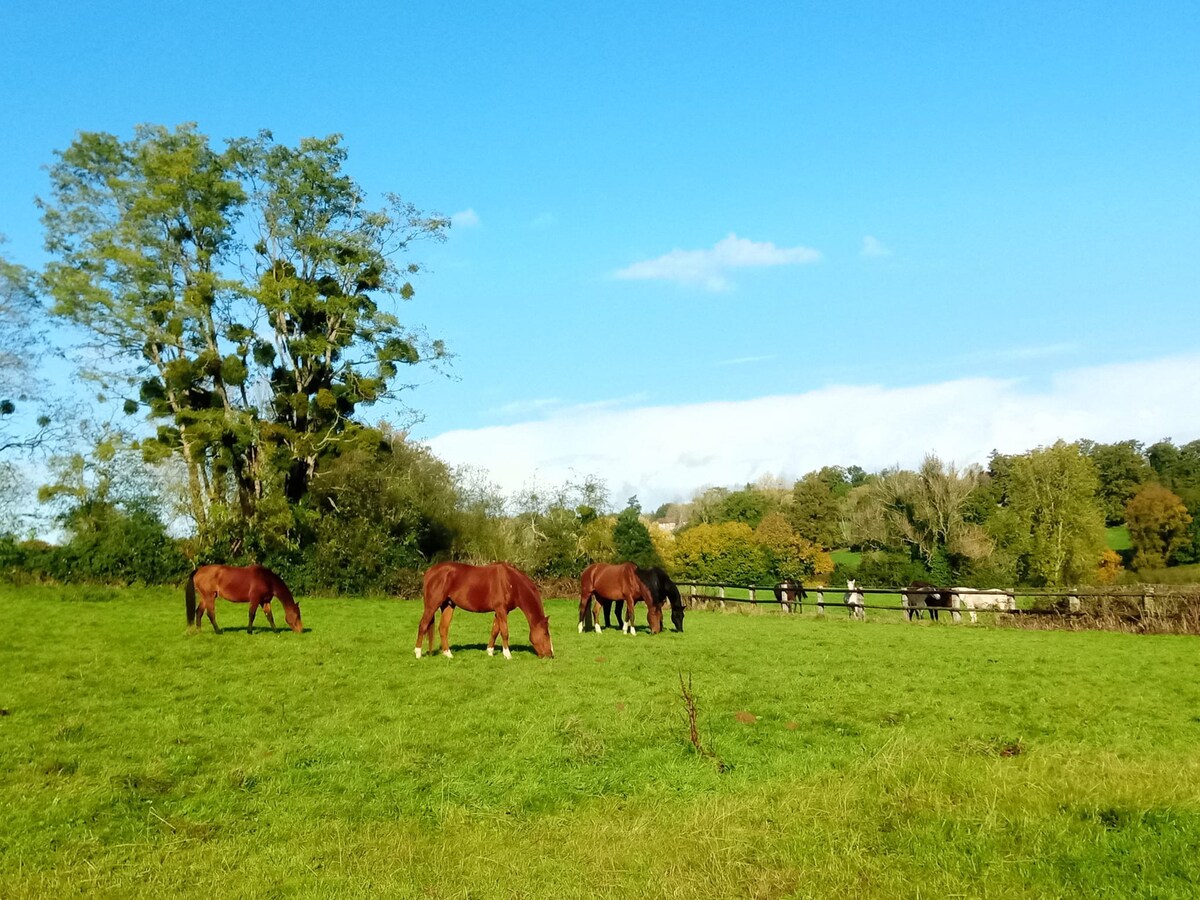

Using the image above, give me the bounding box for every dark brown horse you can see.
[904,581,952,622]
[185,564,303,634]
[580,562,658,635]
[602,566,685,633]
[416,562,553,659]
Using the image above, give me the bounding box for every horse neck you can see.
[513,589,546,622]
[270,572,296,607]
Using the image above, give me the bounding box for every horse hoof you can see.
[503,648,512,660]
[442,650,453,659]
[414,648,422,659]
[594,624,601,634]
[578,622,584,633]
[487,647,494,657]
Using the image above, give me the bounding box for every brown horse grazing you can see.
[416,562,553,659]
[185,564,303,634]
[579,562,659,635]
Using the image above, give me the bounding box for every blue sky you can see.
[2,2,1198,506]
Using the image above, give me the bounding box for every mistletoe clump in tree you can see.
[40,124,448,555]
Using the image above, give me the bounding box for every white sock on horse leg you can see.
[414,647,422,659]
[503,648,512,660]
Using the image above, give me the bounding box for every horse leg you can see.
[578,592,591,633]
[247,598,260,634]
[495,608,511,659]
[614,600,624,631]
[204,594,221,633]
[623,597,636,636]
[438,605,455,658]
[601,599,613,629]
[414,602,439,658]
[262,601,277,631]
[488,616,500,657]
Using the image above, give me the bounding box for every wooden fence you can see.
[674,581,1200,630]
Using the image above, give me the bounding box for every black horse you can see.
[773,579,806,611]
[602,566,685,632]
[904,581,953,622]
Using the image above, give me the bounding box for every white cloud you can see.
[427,354,1200,508]
[613,233,821,291]
[861,235,891,258]
[451,208,481,228]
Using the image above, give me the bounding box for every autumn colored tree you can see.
[1124,483,1193,570]
[754,513,834,582]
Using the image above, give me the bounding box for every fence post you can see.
[816,589,825,616]
[749,585,756,609]
[689,583,697,610]
[1142,586,1156,618]
[718,585,725,610]
[1067,593,1081,613]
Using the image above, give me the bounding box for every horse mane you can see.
[502,563,546,621]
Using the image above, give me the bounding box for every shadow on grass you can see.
[429,642,542,657]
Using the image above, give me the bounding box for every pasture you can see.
[3,586,1200,898]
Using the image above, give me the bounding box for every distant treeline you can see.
[1,431,1196,593]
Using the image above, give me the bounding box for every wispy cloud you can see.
[717,354,775,367]
[428,354,1200,508]
[861,235,891,258]
[486,393,649,419]
[995,342,1078,361]
[487,397,561,417]
[451,208,481,228]
[614,233,821,291]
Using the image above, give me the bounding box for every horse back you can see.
[585,562,643,601]
[424,562,513,613]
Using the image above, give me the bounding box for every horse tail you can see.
[185,570,197,626]
[580,568,595,631]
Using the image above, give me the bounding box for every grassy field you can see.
[4,586,1200,898]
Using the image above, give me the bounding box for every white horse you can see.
[950,587,1016,623]
[844,579,865,620]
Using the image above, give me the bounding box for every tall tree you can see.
[39,124,448,554]
[1083,439,1152,525]
[0,249,54,455]
[613,496,661,569]
[871,455,991,575]
[788,471,841,546]
[991,441,1107,585]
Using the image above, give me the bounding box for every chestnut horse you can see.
[602,565,685,633]
[416,562,553,659]
[185,564,303,634]
[579,562,658,635]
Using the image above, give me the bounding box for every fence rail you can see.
[673,581,1200,625]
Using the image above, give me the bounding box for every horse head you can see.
[529,614,554,658]
[670,599,685,632]
[283,600,303,633]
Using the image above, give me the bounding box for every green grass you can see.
[830,548,862,570]
[1106,525,1133,552]
[4,586,1200,898]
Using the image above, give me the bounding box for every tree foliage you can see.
[1124,483,1193,570]
[40,124,448,557]
[989,441,1107,585]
